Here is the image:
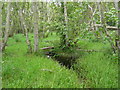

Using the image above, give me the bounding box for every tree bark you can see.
[0,3,2,52]
[63,1,68,46]
[19,8,32,53]
[2,2,11,51]
[42,2,46,38]
[47,2,50,23]
[32,2,39,53]
[118,2,120,39]
[88,4,99,37]
[118,1,120,61]
[64,1,68,26]
[114,0,118,11]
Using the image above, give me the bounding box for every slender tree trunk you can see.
[9,20,14,37]
[118,2,120,37]
[63,1,68,46]
[47,2,50,23]
[0,2,2,88]
[20,18,25,36]
[0,3,2,52]
[19,8,32,53]
[118,1,120,60]
[32,2,39,53]
[114,0,118,27]
[97,2,103,37]
[2,2,11,51]
[114,0,118,11]
[43,2,46,38]
[117,2,120,88]
[0,2,1,87]
[64,1,68,26]
[88,4,99,38]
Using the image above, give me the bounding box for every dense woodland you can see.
[1,1,120,88]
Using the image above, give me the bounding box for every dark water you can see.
[45,51,79,69]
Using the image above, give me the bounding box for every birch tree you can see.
[32,2,39,53]
[60,1,68,47]
[64,1,68,42]
[2,2,11,51]
[118,1,120,38]
[118,1,120,59]
[0,3,2,52]
[64,1,68,26]
[18,3,32,53]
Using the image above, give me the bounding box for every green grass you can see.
[74,40,118,88]
[2,33,118,88]
[2,34,83,88]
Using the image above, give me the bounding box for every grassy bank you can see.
[74,40,118,88]
[2,34,118,88]
[2,34,83,88]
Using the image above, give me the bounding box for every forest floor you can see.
[2,33,118,88]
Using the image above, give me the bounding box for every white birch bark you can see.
[32,2,39,53]
[19,8,32,53]
[2,2,11,51]
[0,3,2,52]
[0,3,2,89]
[64,1,68,26]
[64,1,68,45]
[118,1,120,59]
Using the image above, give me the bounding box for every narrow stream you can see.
[45,51,79,69]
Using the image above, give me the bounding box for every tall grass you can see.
[2,34,118,88]
[2,34,82,88]
[74,40,118,88]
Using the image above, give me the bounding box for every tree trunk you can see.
[62,1,68,47]
[0,3,2,53]
[88,4,99,38]
[114,0,119,27]
[9,20,14,37]
[19,8,32,53]
[42,2,46,38]
[47,2,50,23]
[64,1,68,26]
[2,2,11,51]
[114,0,118,11]
[118,1,120,60]
[32,2,39,53]
[46,2,50,36]
[118,2,120,38]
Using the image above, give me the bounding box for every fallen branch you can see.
[41,46,104,52]
[106,26,119,30]
[94,24,119,30]
[40,47,54,50]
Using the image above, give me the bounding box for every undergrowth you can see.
[74,40,118,88]
[2,33,118,88]
[2,34,83,88]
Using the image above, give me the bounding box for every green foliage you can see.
[3,33,118,88]
[2,2,118,88]
[104,8,118,26]
[13,34,25,42]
